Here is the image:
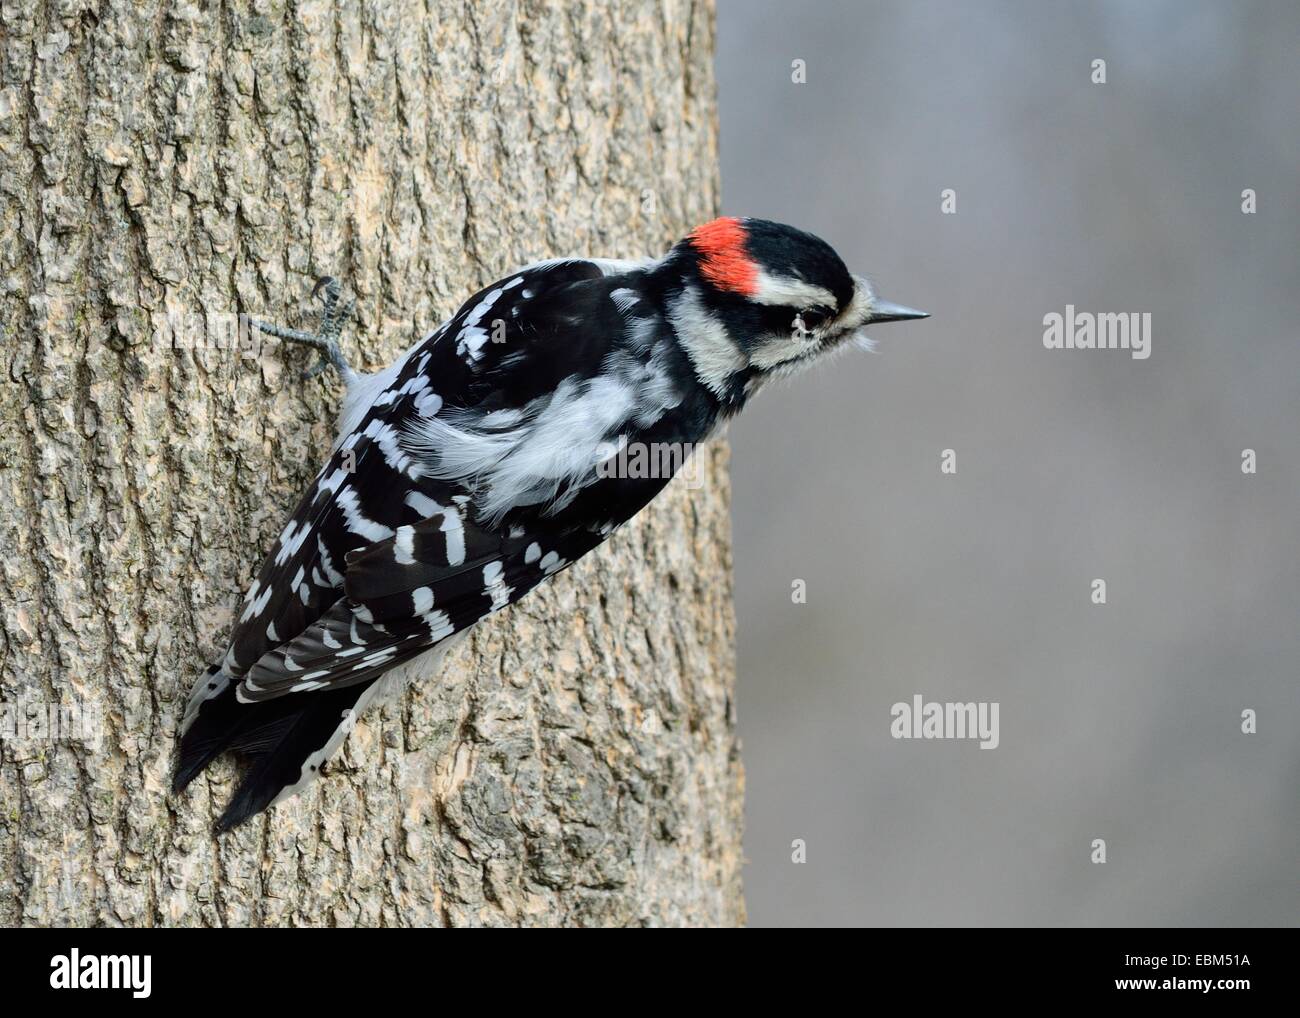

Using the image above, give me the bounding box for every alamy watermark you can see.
[594,440,706,490]
[1043,305,1151,360]
[150,310,264,352]
[1,696,103,751]
[50,950,151,998]
[890,694,999,749]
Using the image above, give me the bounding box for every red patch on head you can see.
[689,217,758,295]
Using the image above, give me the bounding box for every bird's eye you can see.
[792,307,829,337]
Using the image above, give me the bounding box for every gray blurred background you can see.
[717,0,1299,926]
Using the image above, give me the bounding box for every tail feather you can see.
[215,682,375,832]
[173,682,245,793]
[174,673,378,831]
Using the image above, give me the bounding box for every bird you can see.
[174,216,929,831]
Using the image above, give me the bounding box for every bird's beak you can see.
[867,298,930,324]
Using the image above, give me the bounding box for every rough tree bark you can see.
[0,0,743,927]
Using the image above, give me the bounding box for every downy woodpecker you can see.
[175,217,928,830]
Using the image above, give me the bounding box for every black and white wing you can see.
[176,256,698,830]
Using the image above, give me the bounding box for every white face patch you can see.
[750,271,837,310]
[746,275,886,375]
[839,274,877,330]
[665,284,748,396]
[747,329,821,371]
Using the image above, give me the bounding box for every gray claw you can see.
[311,275,337,302]
[252,277,356,382]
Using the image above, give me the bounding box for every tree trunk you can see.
[0,0,743,927]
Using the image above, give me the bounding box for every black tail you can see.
[174,680,375,832]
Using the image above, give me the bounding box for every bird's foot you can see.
[252,276,357,382]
